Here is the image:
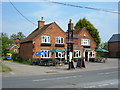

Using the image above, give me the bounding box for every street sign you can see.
[66,39,78,44]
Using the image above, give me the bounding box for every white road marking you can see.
[98,83,109,87]
[83,79,118,88]
[98,71,118,75]
[84,82,116,88]
[109,83,114,85]
[9,72,15,75]
[32,75,82,82]
[85,86,96,88]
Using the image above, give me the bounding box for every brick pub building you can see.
[19,18,97,61]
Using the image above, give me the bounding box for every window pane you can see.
[56,37,58,43]
[79,51,81,56]
[61,38,63,43]
[56,52,58,57]
[47,51,49,57]
[74,52,75,57]
[56,37,64,44]
[81,39,90,45]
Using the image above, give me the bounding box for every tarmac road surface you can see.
[2,68,119,88]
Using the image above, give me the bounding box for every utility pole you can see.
[67,19,74,70]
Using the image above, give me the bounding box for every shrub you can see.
[2,56,6,60]
[96,53,101,58]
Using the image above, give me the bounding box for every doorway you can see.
[85,51,88,61]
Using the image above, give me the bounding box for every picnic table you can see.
[32,58,60,66]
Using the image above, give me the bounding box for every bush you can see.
[2,56,6,60]
[13,58,32,65]
[11,52,32,65]
[96,53,101,58]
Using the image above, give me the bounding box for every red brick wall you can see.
[74,29,96,58]
[108,42,120,58]
[32,23,67,59]
[108,42,120,52]
[19,41,33,60]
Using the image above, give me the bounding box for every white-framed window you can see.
[56,52,64,58]
[56,37,64,44]
[74,50,81,58]
[14,49,17,52]
[41,35,50,43]
[91,50,95,58]
[41,50,50,58]
[81,39,90,45]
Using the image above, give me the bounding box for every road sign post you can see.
[67,19,74,70]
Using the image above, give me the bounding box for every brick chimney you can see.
[38,17,45,28]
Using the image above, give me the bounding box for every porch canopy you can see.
[96,49,109,53]
[49,48,66,52]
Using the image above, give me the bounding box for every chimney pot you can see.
[41,17,44,21]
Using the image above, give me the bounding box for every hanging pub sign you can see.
[66,38,78,44]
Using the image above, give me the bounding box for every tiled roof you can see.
[6,44,16,50]
[108,34,120,42]
[73,27,85,34]
[20,23,52,43]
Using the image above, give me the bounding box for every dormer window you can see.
[81,39,90,46]
[41,35,50,43]
[56,37,64,44]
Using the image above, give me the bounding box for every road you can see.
[2,68,119,88]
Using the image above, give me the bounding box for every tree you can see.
[0,32,14,56]
[74,17,101,46]
[10,34,17,40]
[10,32,26,40]
[103,42,108,50]
[17,32,26,39]
[99,42,108,50]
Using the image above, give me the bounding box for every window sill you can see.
[41,43,51,46]
[83,46,91,48]
[55,44,65,47]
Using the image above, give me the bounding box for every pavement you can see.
[1,58,119,77]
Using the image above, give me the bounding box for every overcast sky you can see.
[2,1,118,42]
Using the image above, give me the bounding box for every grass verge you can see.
[0,61,12,72]
[12,60,32,65]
